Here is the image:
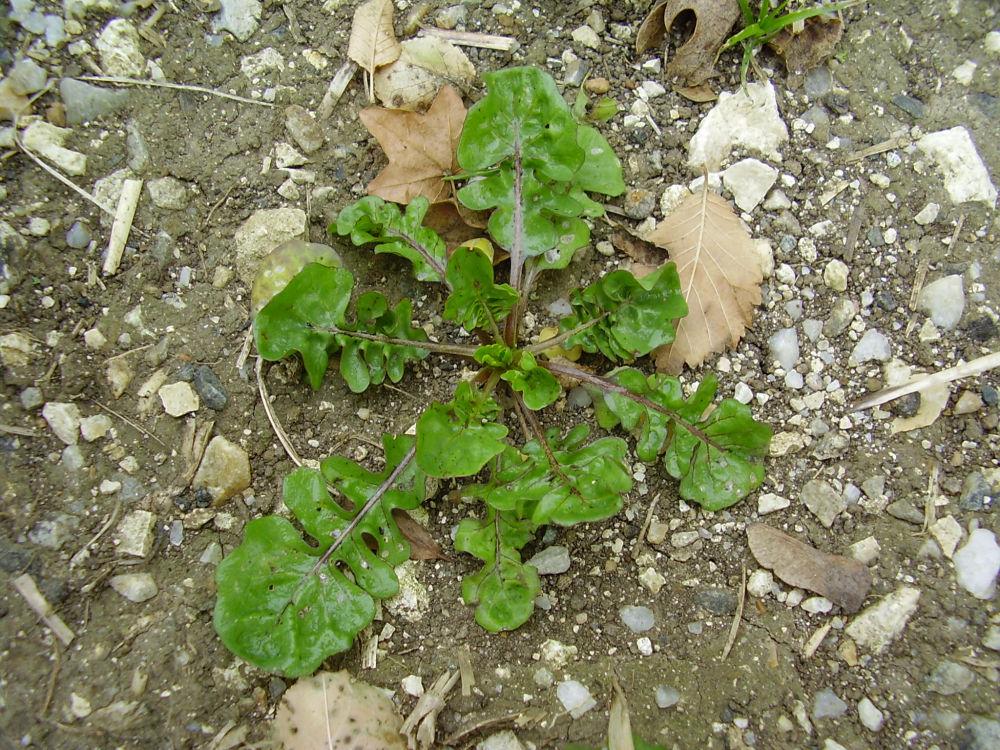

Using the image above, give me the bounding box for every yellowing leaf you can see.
[458,237,495,262]
[348,0,402,101]
[361,85,466,204]
[373,37,476,112]
[645,186,763,373]
[272,670,407,749]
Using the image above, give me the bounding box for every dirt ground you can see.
[1,0,999,748]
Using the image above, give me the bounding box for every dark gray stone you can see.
[887,500,924,525]
[193,365,228,410]
[695,588,736,615]
[888,392,921,418]
[892,94,925,119]
[965,317,997,343]
[59,78,130,125]
[867,227,885,247]
[803,67,833,99]
[981,385,998,407]
[65,221,91,249]
[959,472,993,511]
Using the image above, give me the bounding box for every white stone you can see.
[0,332,36,367]
[193,435,251,504]
[147,177,188,210]
[117,510,156,557]
[801,596,833,614]
[83,327,107,350]
[401,675,424,697]
[557,680,597,718]
[721,158,778,212]
[688,82,789,171]
[748,569,774,597]
[274,142,307,169]
[234,208,307,286]
[987,31,1000,54]
[953,529,1000,600]
[918,275,964,330]
[954,390,983,415]
[916,127,997,207]
[845,585,920,653]
[214,0,262,42]
[526,545,570,575]
[637,637,653,656]
[639,566,666,594]
[620,605,655,633]
[42,402,81,445]
[159,382,199,417]
[477,731,525,750]
[571,25,601,49]
[850,536,881,565]
[858,697,884,732]
[851,329,892,364]
[929,516,963,559]
[110,572,158,602]
[823,259,849,292]
[21,121,86,175]
[639,80,666,99]
[70,693,92,719]
[914,202,940,225]
[240,47,284,77]
[758,493,790,515]
[384,560,430,621]
[540,639,577,668]
[763,188,791,210]
[79,414,112,442]
[951,60,977,85]
[660,184,691,215]
[96,20,145,77]
[734,382,753,404]
[768,328,799,371]
[100,479,121,495]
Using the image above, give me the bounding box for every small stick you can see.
[908,258,930,311]
[201,184,236,229]
[842,201,866,263]
[317,62,358,121]
[632,493,660,560]
[947,213,966,251]
[360,631,378,669]
[77,75,274,107]
[11,574,75,646]
[70,499,122,568]
[844,134,910,163]
[0,423,38,437]
[851,351,1000,411]
[40,643,62,716]
[721,567,746,660]
[802,621,832,658]
[458,647,475,697]
[91,399,168,448]
[418,27,519,52]
[105,343,153,361]
[256,358,304,467]
[103,178,143,275]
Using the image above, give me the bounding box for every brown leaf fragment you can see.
[373,37,476,112]
[423,200,486,252]
[646,186,763,373]
[747,523,872,613]
[348,0,402,99]
[361,85,466,205]
[635,0,742,87]
[272,670,407,749]
[392,509,446,561]
[768,15,844,75]
[673,82,718,103]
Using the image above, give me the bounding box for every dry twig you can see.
[78,75,274,107]
[852,351,1000,411]
[721,567,746,660]
[11,574,75,646]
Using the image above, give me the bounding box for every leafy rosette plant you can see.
[214,67,772,676]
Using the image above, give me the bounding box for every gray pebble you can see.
[567,386,592,409]
[962,718,1000,750]
[655,685,680,708]
[812,688,848,720]
[620,605,655,633]
[803,67,833,99]
[622,188,656,220]
[778,234,797,254]
[65,221,92,249]
[867,227,884,247]
[981,385,998,407]
[811,431,849,460]
[60,78,130,125]
[823,298,858,339]
[20,386,44,410]
[887,500,924,525]
[926,660,974,695]
[888,392,920,418]
[526,545,570,575]
[193,365,228,410]
[874,289,897,311]
[959,472,993,511]
[9,58,48,95]
[891,94,925,119]
[694,588,736,615]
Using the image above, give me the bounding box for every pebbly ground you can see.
[1,0,999,748]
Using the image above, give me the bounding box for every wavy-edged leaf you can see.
[559,264,688,362]
[457,66,583,182]
[593,369,771,510]
[416,381,509,478]
[443,246,518,332]
[479,424,632,526]
[214,435,423,676]
[253,263,429,392]
[455,507,540,632]
[500,351,561,410]
[335,196,448,283]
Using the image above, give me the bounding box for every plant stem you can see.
[524,312,609,355]
[310,326,478,358]
[310,444,417,574]
[386,229,450,286]
[503,137,525,346]
[541,360,724,451]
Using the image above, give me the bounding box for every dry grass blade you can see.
[348,0,402,101]
[852,351,1000,411]
[607,675,634,750]
[646,186,763,373]
[78,75,274,107]
[721,567,746,660]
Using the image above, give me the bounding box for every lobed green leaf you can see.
[443,246,519,333]
[416,381,509,478]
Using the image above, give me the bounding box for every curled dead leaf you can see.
[673,83,718,103]
[635,0,741,87]
[747,523,872,613]
[645,185,763,373]
[348,0,402,100]
[373,37,475,112]
[392,509,446,561]
[768,15,844,75]
[608,676,635,750]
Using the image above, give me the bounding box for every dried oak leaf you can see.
[768,15,844,75]
[635,0,741,87]
[645,186,763,373]
[361,85,466,205]
[272,670,407,749]
[747,523,872,613]
[348,0,402,84]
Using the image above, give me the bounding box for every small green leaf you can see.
[473,343,515,368]
[334,196,447,283]
[443,246,519,333]
[480,425,632,526]
[416,381,509,478]
[588,97,619,123]
[500,351,561,410]
[455,507,540,632]
[532,217,591,273]
[560,264,688,362]
[572,87,589,120]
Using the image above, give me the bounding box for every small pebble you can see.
[620,605,655,633]
[655,685,680,709]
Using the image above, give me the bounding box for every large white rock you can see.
[193,435,251,504]
[845,585,920,653]
[722,158,779,212]
[916,127,997,207]
[556,680,597,718]
[42,402,81,445]
[234,208,307,286]
[954,529,1000,600]
[688,82,789,171]
[918,275,965,330]
[21,121,86,176]
[214,0,262,42]
[96,20,146,77]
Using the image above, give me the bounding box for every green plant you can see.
[214,67,771,677]
[719,0,859,86]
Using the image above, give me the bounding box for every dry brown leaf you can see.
[392,509,446,561]
[646,186,763,373]
[373,37,476,112]
[272,670,407,749]
[607,676,634,750]
[635,0,741,87]
[348,0,402,100]
[747,523,872,613]
[673,82,718,103]
[424,199,487,251]
[768,15,844,75]
[361,85,465,205]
